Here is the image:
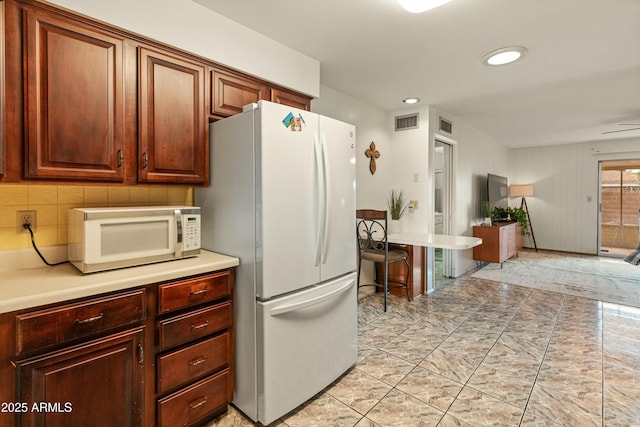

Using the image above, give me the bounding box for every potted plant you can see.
[481,201,492,226]
[387,189,408,233]
[490,206,530,236]
[508,206,530,237]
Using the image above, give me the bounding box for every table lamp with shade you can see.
[509,184,538,251]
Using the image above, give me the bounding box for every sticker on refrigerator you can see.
[282,112,295,128]
[282,112,305,132]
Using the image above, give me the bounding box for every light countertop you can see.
[388,233,482,249]
[0,248,239,314]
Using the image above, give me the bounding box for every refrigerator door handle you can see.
[269,279,354,316]
[320,133,331,264]
[313,132,325,267]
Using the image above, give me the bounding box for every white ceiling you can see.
[195,0,640,148]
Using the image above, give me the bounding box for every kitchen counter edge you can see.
[0,250,239,314]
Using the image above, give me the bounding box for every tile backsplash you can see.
[0,184,193,250]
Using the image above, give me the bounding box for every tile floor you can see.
[209,273,640,427]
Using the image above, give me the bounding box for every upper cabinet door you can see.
[270,88,312,111]
[211,69,268,117]
[138,47,208,184]
[23,7,126,181]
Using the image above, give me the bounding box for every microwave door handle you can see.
[174,209,183,258]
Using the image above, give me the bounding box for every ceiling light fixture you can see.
[403,97,421,104]
[482,46,528,66]
[397,0,451,13]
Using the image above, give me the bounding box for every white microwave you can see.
[68,206,201,273]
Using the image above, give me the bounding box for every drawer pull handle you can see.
[188,396,207,409]
[190,288,209,296]
[190,320,209,330]
[188,356,207,367]
[76,313,104,324]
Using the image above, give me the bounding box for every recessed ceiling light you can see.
[397,0,451,13]
[482,46,528,66]
[403,97,421,104]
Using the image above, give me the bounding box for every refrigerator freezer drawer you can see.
[257,273,357,425]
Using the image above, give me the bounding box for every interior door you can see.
[434,140,455,278]
[257,102,321,299]
[318,116,357,281]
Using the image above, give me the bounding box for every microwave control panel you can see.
[183,214,201,250]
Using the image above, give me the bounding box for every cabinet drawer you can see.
[157,332,231,394]
[16,289,145,354]
[159,302,231,350]
[158,271,231,314]
[157,369,231,427]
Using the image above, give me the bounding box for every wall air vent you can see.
[395,113,419,131]
[439,116,452,134]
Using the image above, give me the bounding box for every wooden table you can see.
[385,233,482,297]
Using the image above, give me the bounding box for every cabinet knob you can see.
[143,152,148,169]
[117,150,124,167]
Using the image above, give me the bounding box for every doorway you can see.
[434,140,454,278]
[599,159,640,257]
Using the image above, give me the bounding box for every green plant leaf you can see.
[387,189,408,220]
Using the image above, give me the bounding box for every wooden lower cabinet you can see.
[155,270,234,427]
[16,328,145,427]
[0,268,235,427]
[0,1,5,178]
[472,222,521,265]
[157,369,231,427]
[375,243,425,300]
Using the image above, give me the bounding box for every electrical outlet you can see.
[17,210,37,233]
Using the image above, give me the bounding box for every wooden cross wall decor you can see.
[365,141,380,175]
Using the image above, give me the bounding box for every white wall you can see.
[428,108,510,275]
[510,137,640,254]
[388,107,431,233]
[46,0,320,97]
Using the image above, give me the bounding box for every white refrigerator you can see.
[196,100,357,425]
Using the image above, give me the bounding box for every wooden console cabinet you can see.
[473,222,521,266]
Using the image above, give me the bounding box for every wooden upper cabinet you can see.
[22,7,126,181]
[211,68,313,117]
[211,69,268,117]
[2,0,312,185]
[271,88,312,111]
[138,47,208,184]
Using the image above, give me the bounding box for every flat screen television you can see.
[487,173,508,213]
